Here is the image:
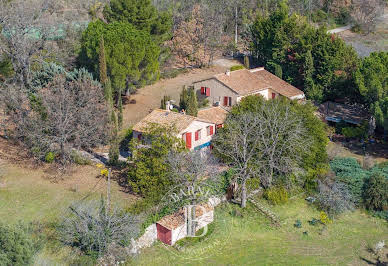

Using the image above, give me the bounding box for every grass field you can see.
[0,161,137,265]
[131,198,388,265]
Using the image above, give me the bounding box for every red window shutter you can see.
[195,130,199,141]
[223,97,228,106]
[206,87,210,96]
[201,87,205,94]
[272,93,276,99]
[210,126,214,135]
[138,133,142,140]
[186,132,192,149]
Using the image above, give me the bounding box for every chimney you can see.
[226,70,231,76]
[166,100,172,111]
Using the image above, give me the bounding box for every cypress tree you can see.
[104,78,113,106]
[186,88,198,116]
[108,110,119,165]
[244,56,250,69]
[274,64,282,79]
[99,36,108,84]
[118,93,123,130]
[303,50,322,101]
[179,85,188,111]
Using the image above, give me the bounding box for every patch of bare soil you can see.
[122,65,229,127]
[338,9,388,57]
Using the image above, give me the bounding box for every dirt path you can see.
[122,65,231,127]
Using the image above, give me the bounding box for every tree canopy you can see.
[78,20,160,95]
[250,1,359,103]
[103,0,172,43]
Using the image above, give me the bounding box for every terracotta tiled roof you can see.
[133,109,214,133]
[157,204,214,230]
[214,69,270,96]
[250,68,304,98]
[132,109,195,133]
[197,106,229,125]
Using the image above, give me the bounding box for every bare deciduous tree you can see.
[0,74,109,164]
[0,0,60,87]
[213,98,311,208]
[351,0,385,33]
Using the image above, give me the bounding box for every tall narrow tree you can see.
[118,93,123,130]
[108,109,119,165]
[99,36,108,84]
[179,85,188,111]
[186,88,198,116]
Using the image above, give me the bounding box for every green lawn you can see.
[0,162,136,265]
[131,198,388,265]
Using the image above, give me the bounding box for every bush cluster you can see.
[264,186,289,205]
[0,223,42,266]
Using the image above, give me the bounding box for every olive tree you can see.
[213,96,311,207]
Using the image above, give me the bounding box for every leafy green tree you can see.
[186,87,198,116]
[250,1,359,102]
[103,0,172,44]
[0,56,14,81]
[0,223,41,266]
[363,174,388,211]
[99,36,108,84]
[78,20,160,97]
[355,52,388,134]
[128,125,185,203]
[303,50,321,101]
[290,101,329,190]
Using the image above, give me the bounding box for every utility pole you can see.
[235,5,238,46]
[106,168,111,215]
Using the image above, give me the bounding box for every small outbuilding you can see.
[156,204,214,246]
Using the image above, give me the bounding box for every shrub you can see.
[330,157,368,204]
[319,211,331,225]
[230,65,245,71]
[311,10,328,23]
[59,198,139,259]
[341,122,368,139]
[70,151,91,165]
[264,186,288,205]
[0,223,41,266]
[317,181,354,216]
[363,174,388,211]
[45,152,55,163]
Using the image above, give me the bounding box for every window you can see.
[195,129,201,141]
[201,87,205,94]
[137,133,142,140]
[182,133,186,142]
[272,92,276,99]
[207,126,214,136]
[206,87,210,96]
[223,96,232,107]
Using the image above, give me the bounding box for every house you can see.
[193,67,305,107]
[132,109,216,151]
[156,204,214,245]
[197,106,229,130]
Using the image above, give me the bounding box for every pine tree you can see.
[186,87,198,116]
[179,85,188,111]
[99,36,108,84]
[118,93,123,130]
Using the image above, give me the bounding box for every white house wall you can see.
[180,120,215,150]
[193,78,239,106]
